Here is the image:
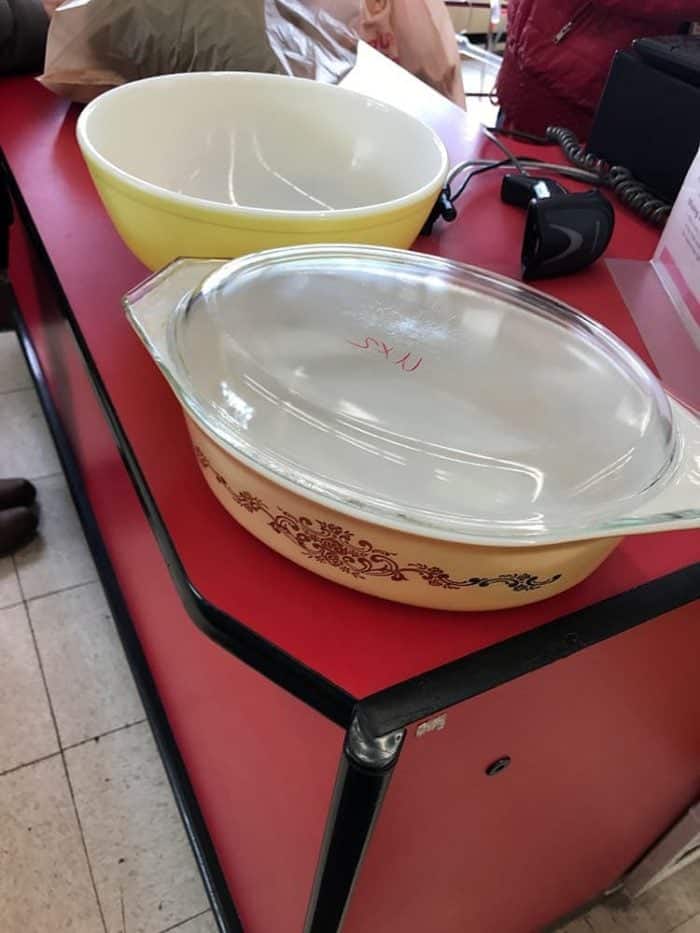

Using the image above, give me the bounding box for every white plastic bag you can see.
[266,0,357,83]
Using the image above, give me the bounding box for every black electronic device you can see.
[520,189,614,281]
[500,175,567,208]
[500,175,615,280]
[421,132,616,281]
[634,35,700,87]
[587,40,700,203]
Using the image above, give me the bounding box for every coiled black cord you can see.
[605,165,671,226]
[545,126,672,227]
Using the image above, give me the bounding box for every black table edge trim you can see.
[357,562,700,737]
[303,722,403,933]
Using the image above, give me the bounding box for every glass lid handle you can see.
[607,398,700,534]
[122,259,224,362]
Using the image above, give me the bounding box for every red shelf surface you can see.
[2,67,697,702]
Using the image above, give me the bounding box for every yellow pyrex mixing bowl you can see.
[76,72,449,270]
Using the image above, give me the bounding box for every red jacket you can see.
[496,0,700,138]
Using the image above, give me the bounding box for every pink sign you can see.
[653,147,700,346]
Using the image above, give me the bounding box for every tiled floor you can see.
[1,322,698,933]
[555,863,700,933]
[0,328,216,933]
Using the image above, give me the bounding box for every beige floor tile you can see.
[0,330,32,393]
[0,755,104,932]
[15,473,97,600]
[592,860,700,933]
[0,388,59,478]
[0,555,21,608]
[557,860,700,933]
[0,603,58,772]
[556,920,593,933]
[639,858,700,930]
[66,722,209,933]
[29,582,143,747]
[167,912,218,933]
[671,915,700,933]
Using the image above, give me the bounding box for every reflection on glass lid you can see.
[165,246,676,542]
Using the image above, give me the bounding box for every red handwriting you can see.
[347,337,423,373]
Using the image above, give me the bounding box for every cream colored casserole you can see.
[124,248,700,611]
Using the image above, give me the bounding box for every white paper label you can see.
[416,714,446,737]
[653,144,700,348]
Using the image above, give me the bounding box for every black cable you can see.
[544,126,608,175]
[482,126,528,176]
[545,126,671,227]
[423,129,612,235]
[423,153,604,235]
[451,158,511,200]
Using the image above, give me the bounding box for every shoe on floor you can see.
[0,477,37,510]
[0,506,38,556]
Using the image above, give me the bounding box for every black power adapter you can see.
[501,175,615,280]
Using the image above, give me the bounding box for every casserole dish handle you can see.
[122,258,224,365]
[604,398,700,536]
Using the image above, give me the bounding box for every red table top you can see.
[1,54,697,702]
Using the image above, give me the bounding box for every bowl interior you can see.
[80,73,446,213]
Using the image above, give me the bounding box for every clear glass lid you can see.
[135,246,682,543]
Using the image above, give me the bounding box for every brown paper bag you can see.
[39,0,281,101]
[38,0,124,102]
[39,0,359,102]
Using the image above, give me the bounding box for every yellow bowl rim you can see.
[76,71,450,224]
